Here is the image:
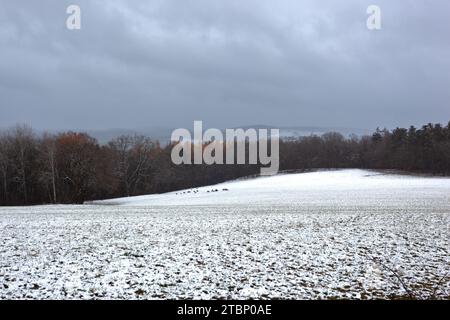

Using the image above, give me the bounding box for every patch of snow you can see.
[94,169,450,208]
[1,169,449,299]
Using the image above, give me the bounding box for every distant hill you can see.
[237,125,371,138]
[86,127,174,144]
[86,125,372,144]
[276,126,372,139]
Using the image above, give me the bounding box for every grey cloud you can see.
[0,0,449,131]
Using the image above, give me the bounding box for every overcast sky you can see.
[0,0,449,131]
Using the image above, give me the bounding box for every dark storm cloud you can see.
[0,0,449,131]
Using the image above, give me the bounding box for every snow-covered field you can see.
[1,169,449,299]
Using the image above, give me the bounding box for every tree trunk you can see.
[21,163,28,203]
[50,154,57,204]
[2,171,7,202]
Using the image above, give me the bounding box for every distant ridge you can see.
[86,125,372,144]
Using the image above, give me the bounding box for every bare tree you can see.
[56,132,99,204]
[40,133,58,203]
[109,135,155,196]
[8,125,35,203]
[0,134,10,203]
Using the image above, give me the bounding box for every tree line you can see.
[0,121,449,206]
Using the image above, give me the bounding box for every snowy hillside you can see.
[94,169,450,207]
[2,169,449,299]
